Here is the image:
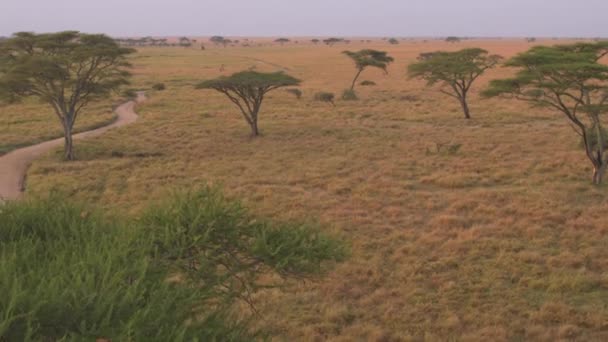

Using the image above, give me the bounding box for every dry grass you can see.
[9,39,608,340]
[0,99,117,155]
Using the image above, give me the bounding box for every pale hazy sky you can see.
[2,0,607,37]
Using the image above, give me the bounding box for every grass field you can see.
[0,99,117,155]
[4,38,608,340]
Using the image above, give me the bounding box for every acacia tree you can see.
[196,71,300,136]
[275,38,290,45]
[483,42,608,184]
[0,31,134,160]
[408,48,502,119]
[342,49,394,91]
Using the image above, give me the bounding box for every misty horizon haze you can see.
[2,0,607,38]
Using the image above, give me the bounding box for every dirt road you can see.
[0,92,145,202]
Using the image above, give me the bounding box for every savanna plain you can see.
[2,38,608,340]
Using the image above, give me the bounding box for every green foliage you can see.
[343,49,394,91]
[285,88,303,99]
[408,48,501,118]
[483,42,608,183]
[314,91,335,105]
[122,88,137,99]
[152,82,166,91]
[275,38,290,44]
[341,89,359,101]
[388,38,399,45]
[0,31,134,160]
[409,48,501,87]
[446,36,461,43]
[360,80,376,86]
[323,38,345,46]
[0,188,346,341]
[197,71,300,90]
[178,37,192,47]
[0,31,134,105]
[343,49,394,74]
[196,71,301,136]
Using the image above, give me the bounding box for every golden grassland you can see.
[0,99,117,155]
[5,39,608,340]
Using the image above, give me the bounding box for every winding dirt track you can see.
[0,92,146,202]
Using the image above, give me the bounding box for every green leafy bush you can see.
[0,188,346,341]
[341,89,358,101]
[285,88,303,99]
[152,82,166,91]
[314,91,336,106]
[122,89,137,99]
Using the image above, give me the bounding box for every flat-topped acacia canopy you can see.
[196,71,300,90]
[408,48,502,119]
[0,31,134,160]
[483,42,608,184]
[196,71,301,136]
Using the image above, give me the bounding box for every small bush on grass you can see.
[122,89,137,99]
[285,88,303,99]
[341,89,358,101]
[152,82,166,91]
[360,80,376,86]
[314,91,336,106]
[0,187,346,341]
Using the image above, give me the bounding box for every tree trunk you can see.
[593,165,604,185]
[460,96,471,119]
[250,114,260,137]
[63,123,74,160]
[350,69,363,91]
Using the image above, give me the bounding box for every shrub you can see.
[152,82,166,91]
[286,88,303,99]
[314,91,335,106]
[388,38,399,45]
[341,89,358,101]
[122,89,136,99]
[360,80,376,86]
[0,188,346,341]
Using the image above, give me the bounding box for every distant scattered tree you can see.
[210,36,231,47]
[0,31,134,160]
[483,42,608,184]
[152,83,166,91]
[342,49,394,91]
[360,80,376,86]
[314,92,335,106]
[526,37,537,43]
[178,36,192,47]
[408,48,502,119]
[311,39,320,44]
[285,88,302,99]
[323,37,344,46]
[210,36,225,45]
[196,71,301,136]
[445,36,461,43]
[341,88,358,101]
[275,38,290,45]
[388,38,399,45]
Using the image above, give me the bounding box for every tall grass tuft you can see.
[0,188,346,341]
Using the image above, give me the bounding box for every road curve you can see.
[0,91,146,202]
